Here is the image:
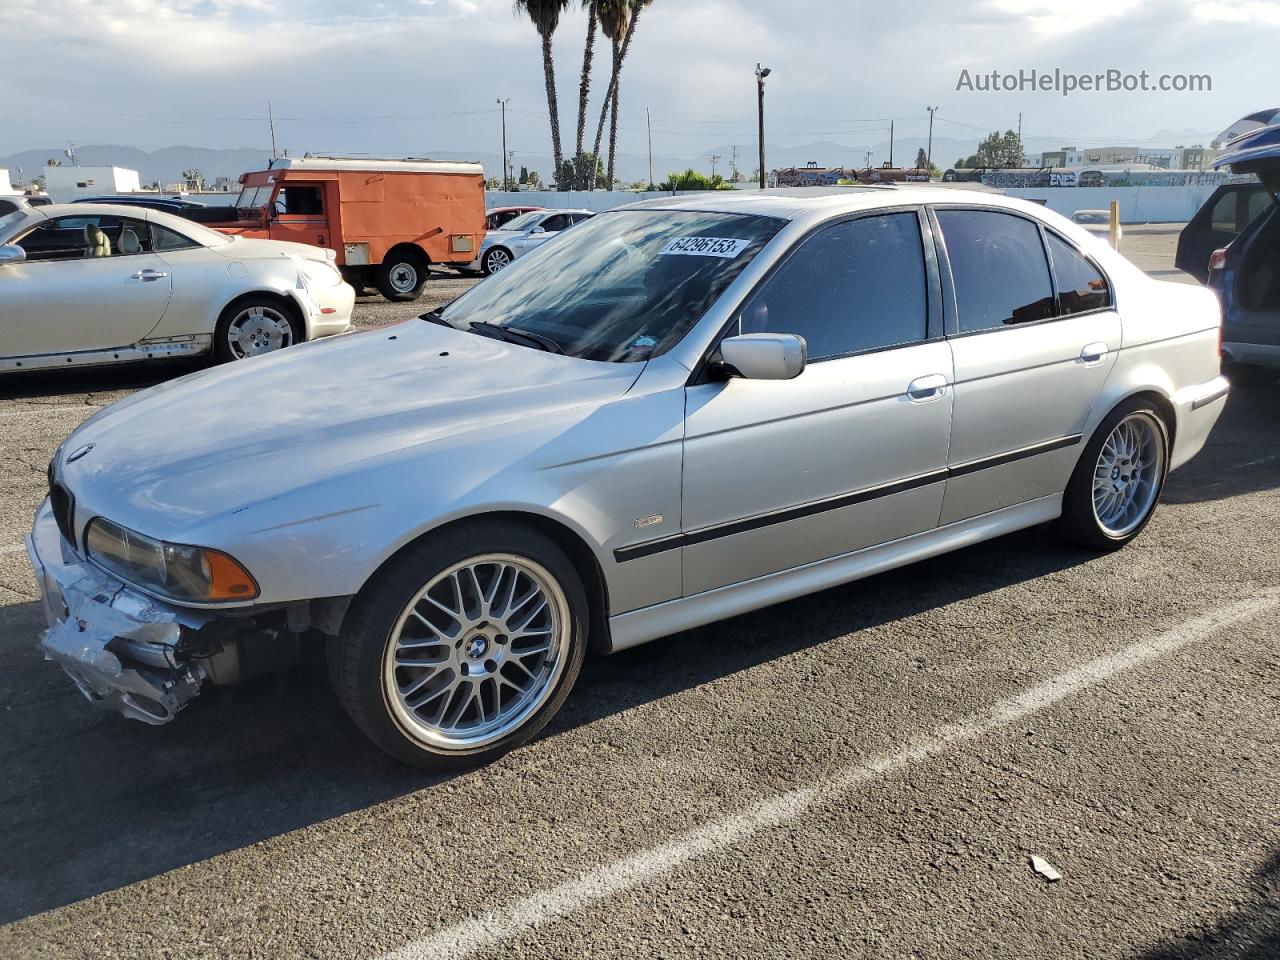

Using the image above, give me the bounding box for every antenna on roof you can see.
[268,100,279,160]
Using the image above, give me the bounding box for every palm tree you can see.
[574,0,599,188]
[515,0,571,186]
[589,0,652,189]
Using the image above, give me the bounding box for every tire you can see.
[213,296,301,363]
[328,520,589,769]
[1055,397,1170,550]
[481,247,513,276]
[375,253,428,301]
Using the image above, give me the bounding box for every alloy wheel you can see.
[382,553,570,750]
[1092,413,1165,537]
[485,249,512,273]
[227,305,294,359]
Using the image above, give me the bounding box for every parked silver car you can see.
[466,207,595,274]
[28,188,1227,768]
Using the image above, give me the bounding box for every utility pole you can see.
[646,108,654,188]
[710,153,721,178]
[925,106,939,175]
[756,63,772,190]
[864,148,873,172]
[889,120,894,168]
[496,98,511,191]
[730,145,739,182]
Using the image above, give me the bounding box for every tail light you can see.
[1208,248,1228,274]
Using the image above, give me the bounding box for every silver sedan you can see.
[0,203,353,372]
[28,188,1227,768]
[466,207,595,275]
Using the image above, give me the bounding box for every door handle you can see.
[907,374,948,402]
[1079,342,1108,365]
[129,269,168,282]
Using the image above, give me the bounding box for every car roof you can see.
[622,185,1042,221]
[488,205,543,213]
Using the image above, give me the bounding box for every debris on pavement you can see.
[1030,855,1063,883]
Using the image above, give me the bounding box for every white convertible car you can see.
[0,203,354,372]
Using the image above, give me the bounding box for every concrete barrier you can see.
[999,185,1212,224]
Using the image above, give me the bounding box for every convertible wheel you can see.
[482,247,513,276]
[1056,398,1169,550]
[376,255,428,301]
[329,521,588,768]
[214,299,298,362]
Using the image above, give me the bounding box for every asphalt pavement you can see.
[1,230,1278,959]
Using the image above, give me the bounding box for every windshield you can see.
[499,211,545,232]
[440,209,785,362]
[0,209,29,239]
[234,183,273,210]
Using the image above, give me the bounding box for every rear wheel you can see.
[328,521,588,768]
[1056,398,1169,550]
[376,253,428,301]
[482,247,513,276]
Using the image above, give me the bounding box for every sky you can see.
[2,0,1275,171]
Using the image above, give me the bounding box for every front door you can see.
[681,210,954,596]
[932,207,1121,524]
[269,183,330,249]
[4,213,172,356]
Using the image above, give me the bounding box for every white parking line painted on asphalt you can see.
[379,590,1280,960]
[0,405,101,420]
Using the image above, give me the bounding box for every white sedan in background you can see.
[0,203,354,372]
[1072,209,1123,247]
[466,208,596,275]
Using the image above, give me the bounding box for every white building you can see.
[0,169,19,197]
[42,165,142,201]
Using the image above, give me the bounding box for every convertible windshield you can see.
[441,209,784,362]
[500,211,544,232]
[0,209,28,238]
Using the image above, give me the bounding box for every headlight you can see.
[85,518,259,603]
[299,258,342,288]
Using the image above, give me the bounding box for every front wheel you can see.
[328,522,589,768]
[213,298,300,362]
[1056,398,1170,550]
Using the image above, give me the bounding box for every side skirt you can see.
[605,494,1063,654]
[1,335,212,373]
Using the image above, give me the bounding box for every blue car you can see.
[1207,119,1280,370]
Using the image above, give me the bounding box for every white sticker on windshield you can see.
[658,236,751,259]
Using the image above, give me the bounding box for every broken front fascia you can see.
[26,498,216,725]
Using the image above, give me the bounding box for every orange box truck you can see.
[201,156,486,301]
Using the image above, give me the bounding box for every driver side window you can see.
[738,212,929,361]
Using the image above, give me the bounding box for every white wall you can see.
[484,189,709,211]
[1001,184,1214,224]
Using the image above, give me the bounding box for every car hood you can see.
[215,234,331,262]
[482,228,526,245]
[59,322,643,536]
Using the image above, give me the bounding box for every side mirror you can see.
[530,225,546,234]
[0,244,26,266]
[715,333,807,381]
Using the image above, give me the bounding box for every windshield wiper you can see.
[419,306,452,327]
[468,321,565,354]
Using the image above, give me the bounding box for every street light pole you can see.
[756,63,771,190]
[496,98,511,191]
[925,105,939,177]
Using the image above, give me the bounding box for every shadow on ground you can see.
[0,525,1094,924]
[1139,850,1280,960]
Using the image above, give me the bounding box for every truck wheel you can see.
[376,254,428,302]
[328,521,589,769]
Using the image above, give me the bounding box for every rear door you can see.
[3,213,172,356]
[933,207,1119,525]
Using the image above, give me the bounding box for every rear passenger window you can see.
[1047,234,1110,315]
[739,212,928,360]
[152,224,198,251]
[937,209,1055,332]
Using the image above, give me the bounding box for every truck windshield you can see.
[439,209,785,363]
[234,184,273,210]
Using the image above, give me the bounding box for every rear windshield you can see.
[440,209,785,362]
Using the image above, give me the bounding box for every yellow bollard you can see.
[1109,200,1121,251]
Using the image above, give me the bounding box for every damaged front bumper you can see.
[26,499,215,724]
